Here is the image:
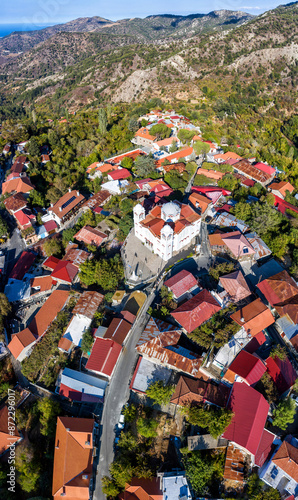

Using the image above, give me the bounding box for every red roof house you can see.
[164,270,198,301]
[86,338,122,378]
[74,225,108,247]
[223,382,269,456]
[14,208,36,230]
[223,350,267,385]
[254,428,276,467]
[50,260,78,284]
[219,270,251,303]
[43,255,60,270]
[254,162,276,176]
[107,168,132,181]
[244,331,267,354]
[266,355,297,394]
[171,289,221,333]
[9,251,36,280]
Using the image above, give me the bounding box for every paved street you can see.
[93,288,157,500]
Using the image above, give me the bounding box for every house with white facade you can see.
[259,435,298,498]
[133,201,201,261]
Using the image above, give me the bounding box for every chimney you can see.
[66,428,70,431]
[77,191,80,197]
[240,317,245,323]
[59,207,62,212]
[50,203,53,208]
[68,187,71,192]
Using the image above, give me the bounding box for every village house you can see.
[74,225,108,248]
[52,417,95,499]
[170,374,231,407]
[189,191,212,215]
[2,144,11,155]
[214,152,242,163]
[86,338,122,379]
[209,231,255,262]
[218,270,251,304]
[155,147,195,169]
[58,291,104,353]
[233,159,275,186]
[223,382,274,467]
[133,127,157,147]
[103,317,132,346]
[133,201,201,261]
[81,190,111,212]
[44,189,85,226]
[14,207,36,231]
[4,193,27,215]
[2,175,34,197]
[171,289,221,333]
[222,350,267,386]
[107,168,132,181]
[7,290,69,361]
[152,136,180,152]
[136,318,202,378]
[119,478,163,500]
[259,435,298,497]
[269,181,295,199]
[58,367,108,402]
[135,178,173,198]
[230,298,275,337]
[266,355,297,396]
[164,269,199,303]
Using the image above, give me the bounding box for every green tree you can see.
[137,417,158,438]
[128,118,139,132]
[117,431,138,451]
[121,156,134,169]
[193,141,210,155]
[37,397,60,438]
[218,174,239,192]
[250,202,282,236]
[181,404,233,438]
[183,450,224,496]
[133,155,156,177]
[270,345,287,360]
[43,238,62,257]
[98,108,108,135]
[150,123,171,140]
[62,227,77,247]
[272,397,296,430]
[233,201,253,222]
[15,443,40,493]
[123,404,137,423]
[258,372,279,404]
[178,129,196,144]
[209,262,235,281]
[101,476,120,497]
[81,329,94,353]
[0,216,9,238]
[28,137,40,156]
[146,381,174,405]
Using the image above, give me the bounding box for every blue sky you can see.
[1,0,291,24]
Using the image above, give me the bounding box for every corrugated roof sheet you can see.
[171,289,221,333]
[74,225,108,246]
[266,355,297,394]
[223,443,245,483]
[72,291,104,319]
[164,269,197,299]
[51,261,78,283]
[227,350,266,385]
[223,382,269,456]
[29,290,69,338]
[219,270,251,302]
[255,428,275,467]
[86,338,122,377]
[9,251,36,281]
[104,318,131,345]
[258,270,298,306]
[246,232,272,260]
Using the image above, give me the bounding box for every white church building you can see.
[133,201,201,261]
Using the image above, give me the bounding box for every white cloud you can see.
[239,5,262,9]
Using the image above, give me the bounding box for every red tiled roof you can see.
[31,275,54,292]
[227,350,266,385]
[231,298,275,337]
[223,382,269,456]
[51,261,78,283]
[86,338,122,377]
[164,270,197,299]
[14,208,35,227]
[170,374,231,407]
[171,289,221,333]
[29,290,69,338]
[255,429,275,467]
[4,193,27,212]
[74,225,108,247]
[2,176,34,195]
[9,251,36,280]
[266,355,297,394]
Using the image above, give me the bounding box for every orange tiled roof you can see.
[7,328,36,360]
[52,417,94,499]
[30,275,54,292]
[272,440,298,482]
[29,290,69,338]
[49,190,85,219]
[135,127,156,141]
[2,176,34,195]
[119,477,163,500]
[270,181,294,197]
[189,192,212,214]
[0,405,20,455]
[231,298,275,337]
